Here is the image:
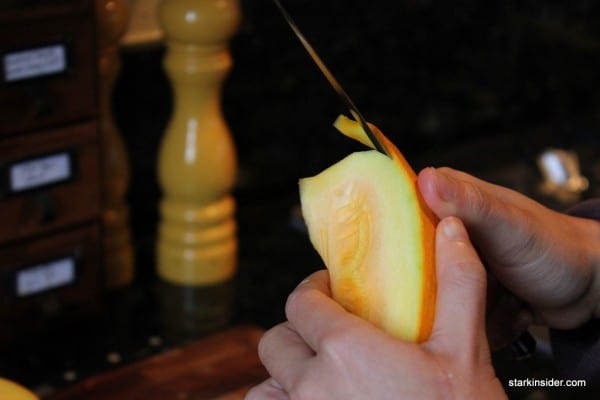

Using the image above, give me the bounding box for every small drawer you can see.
[0,2,96,136]
[0,121,101,244]
[0,224,102,344]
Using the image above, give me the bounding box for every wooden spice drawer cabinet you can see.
[0,0,96,136]
[0,0,103,345]
[0,224,102,343]
[0,121,101,244]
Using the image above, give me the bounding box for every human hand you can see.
[246,217,506,400]
[417,167,600,344]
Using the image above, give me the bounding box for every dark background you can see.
[116,0,600,242]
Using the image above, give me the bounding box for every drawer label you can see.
[2,43,67,82]
[9,152,72,193]
[16,256,76,297]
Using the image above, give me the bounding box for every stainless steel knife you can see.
[273,0,392,158]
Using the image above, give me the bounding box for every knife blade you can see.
[273,0,391,158]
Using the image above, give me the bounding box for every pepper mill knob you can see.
[159,0,241,44]
[157,0,241,285]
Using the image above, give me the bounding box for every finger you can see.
[285,270,377,353]
[245,377,289,400]
[257,322,313,390]
[416,166,542,239]
[418,167,583,303]
[417,167,513,224]
[418,166,536,215]
[426,217,488,358]
[417,167,545,269]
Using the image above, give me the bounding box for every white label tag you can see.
[16,257,76,297]
[3,44,67,82]
[9,152,72,192]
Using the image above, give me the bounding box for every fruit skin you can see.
[299,115,437,342]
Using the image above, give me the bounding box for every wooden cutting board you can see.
[49,325,268,400]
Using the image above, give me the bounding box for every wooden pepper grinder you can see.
[157,0,241,286]
[96,0,135,288]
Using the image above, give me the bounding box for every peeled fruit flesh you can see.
[299,115,437,342]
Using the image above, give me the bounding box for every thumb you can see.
[426,217,489,360]
[417,167,545,279]
[417,167,514,234]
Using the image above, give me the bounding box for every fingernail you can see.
[432,169,455,202]
[441,216,468,241]
[297,278,311,287]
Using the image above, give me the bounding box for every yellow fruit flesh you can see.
[299,115,437,342]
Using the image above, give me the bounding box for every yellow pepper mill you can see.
[96,0,135,288]
[157,0,241,286]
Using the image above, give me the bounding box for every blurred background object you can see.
[96,0,136,289]
[537,147,589,206]
[0,0,102,355]
[121,0,163,48]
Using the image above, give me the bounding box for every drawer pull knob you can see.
[34,192,57,224]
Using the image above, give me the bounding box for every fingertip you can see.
[290,270,331,300]
[418,167,459,220]
[436,218,481,273]
[438,216,468,242]
[257,323,279,362]
[245,377,288,400]
[288,269,329,297]
[435,217,485,299]
[417,167,438,204]
[418,166,437,178]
